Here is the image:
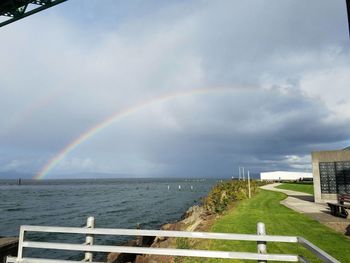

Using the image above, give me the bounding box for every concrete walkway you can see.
[261,183,350,236]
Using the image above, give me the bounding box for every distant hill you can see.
[343,146,350,150]
[0,171,135,180]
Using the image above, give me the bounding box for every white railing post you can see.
[83,217,95,262]
[16,226,25,260]
[7,224,340,263]
[257,222,267,263]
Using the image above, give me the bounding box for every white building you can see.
[260,171,313,181]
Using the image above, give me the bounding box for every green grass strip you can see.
[185,190,349,263]
[276,183,314,195]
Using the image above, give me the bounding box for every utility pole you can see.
[242,167,245,181]
[248,170,251,199]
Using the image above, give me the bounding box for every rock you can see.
[182,205,205,225]
[108,252,137,263]
[107,235,155,263]
[107,205,209,263]
[107,240,138,263]
[135,255,173,263]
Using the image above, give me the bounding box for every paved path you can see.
[261,183,350,236]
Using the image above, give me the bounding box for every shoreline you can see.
[107,179,258,263]
[107,203,216,263]
[106,181,350,263]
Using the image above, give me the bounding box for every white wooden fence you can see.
[6,217,340,263]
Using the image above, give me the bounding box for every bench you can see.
[327,194,350,218]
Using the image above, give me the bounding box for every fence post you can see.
[257,222,267,263]
[84,216,95,262]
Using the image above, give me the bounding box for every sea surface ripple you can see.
[0,178,216,260]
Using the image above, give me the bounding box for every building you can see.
[260,171,313,181]
[312,148,350,203]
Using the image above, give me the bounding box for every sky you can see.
[0,0,350,179]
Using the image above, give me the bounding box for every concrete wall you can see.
[312,149,350,203]
[260,171,312,181]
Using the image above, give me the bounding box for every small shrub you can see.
[204,180,259,213]
[174,238,190,263]
[176,237,190,249]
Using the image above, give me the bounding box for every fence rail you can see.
[6,217,340,263]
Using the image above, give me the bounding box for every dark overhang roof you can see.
[0,1,349,38]
[0,0,67,28]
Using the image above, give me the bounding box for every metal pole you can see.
[242,167,245,181]
[257,222,267,263]
[248,170,251,199]
[346,0,350,38]
[84,217,95,262]
[239,166,241,180]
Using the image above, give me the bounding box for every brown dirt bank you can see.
[107,205,216,263]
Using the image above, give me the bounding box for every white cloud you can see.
[284,155,312,171]
[1,160,28,172]
[300,66,350,121]
[55,157,96,173]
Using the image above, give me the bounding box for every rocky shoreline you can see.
[107,180,258,263]
[107,204,216,263]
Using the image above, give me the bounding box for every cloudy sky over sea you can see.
[0,0,349,178]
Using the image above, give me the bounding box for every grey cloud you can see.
[0,0,349,178]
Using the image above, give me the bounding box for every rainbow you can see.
[34,86,246,179]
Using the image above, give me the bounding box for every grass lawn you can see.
[275,182,314,195]
[184,190,349,263]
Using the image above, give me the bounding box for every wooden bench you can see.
[327,194,350,218]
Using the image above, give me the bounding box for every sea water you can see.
[0,178,216,260]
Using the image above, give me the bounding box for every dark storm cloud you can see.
[143,89,350,175]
